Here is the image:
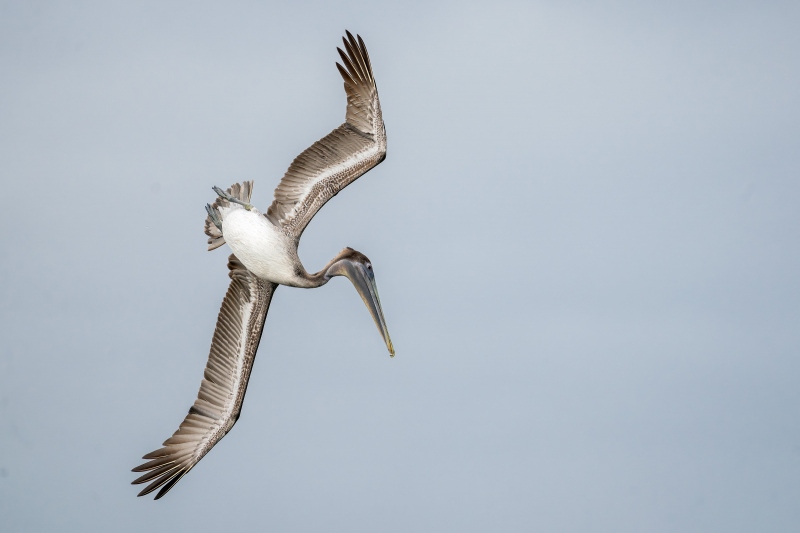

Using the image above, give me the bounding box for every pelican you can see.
[132,32,392,500]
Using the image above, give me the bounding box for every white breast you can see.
[220,207,300,285]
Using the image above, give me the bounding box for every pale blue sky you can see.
[1,1,799,531]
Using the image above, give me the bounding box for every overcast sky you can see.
[1,1,799,531]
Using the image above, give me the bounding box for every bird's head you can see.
[325,247,394,357]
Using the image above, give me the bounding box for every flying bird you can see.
[132,31,392,500]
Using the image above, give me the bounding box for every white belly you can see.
[220,208,300,285]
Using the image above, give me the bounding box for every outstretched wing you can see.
[266,31,387,238]
[132,255,277,499]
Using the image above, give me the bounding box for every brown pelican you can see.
[132,31,392,500]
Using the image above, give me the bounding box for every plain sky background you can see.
[1,1,799,531]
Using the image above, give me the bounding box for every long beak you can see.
[348,264,395,357]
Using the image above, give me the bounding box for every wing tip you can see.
[154,470,189,500]
[337,30,373,84]
[133,464,189,499]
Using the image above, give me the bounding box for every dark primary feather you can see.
[132,255,277,499]
[266,31,387,237]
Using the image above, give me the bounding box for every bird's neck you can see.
[295,253,344,288]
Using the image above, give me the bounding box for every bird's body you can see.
[218,205,302,286]
[132,32,393,500]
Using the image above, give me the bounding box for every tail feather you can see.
[204,181,254,251]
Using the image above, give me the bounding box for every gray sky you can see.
[1,1,799,531]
